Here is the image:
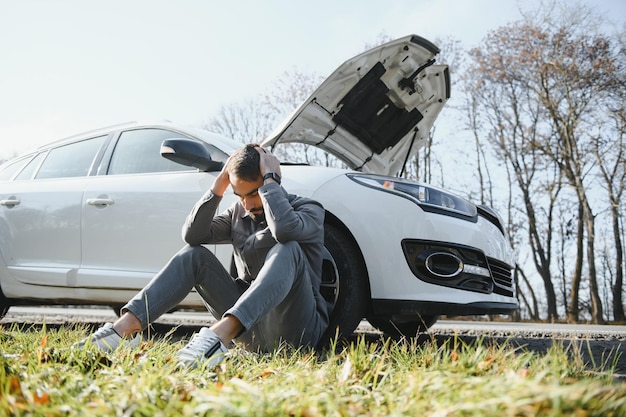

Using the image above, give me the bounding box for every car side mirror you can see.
[160,138,224,172]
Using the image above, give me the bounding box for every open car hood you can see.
[262,34,450,176]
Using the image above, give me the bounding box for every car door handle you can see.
[86,198,115,206]
[0,198,21,207]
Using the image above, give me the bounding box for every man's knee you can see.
[266,241,308,277]
[272,240,300,253]
[269,241,304,261]
[177,245,216,264]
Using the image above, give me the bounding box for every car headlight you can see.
[347,173,477,219]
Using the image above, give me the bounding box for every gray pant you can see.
[123,242,327,352]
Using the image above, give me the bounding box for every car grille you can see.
[488,257,514,297]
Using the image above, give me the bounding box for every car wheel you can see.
[367,315,439,338]
[317,223,370,348]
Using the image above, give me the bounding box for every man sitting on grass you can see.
[76,144,330,369]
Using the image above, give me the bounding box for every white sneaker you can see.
[74,323,141,353]
[176,327,228,370]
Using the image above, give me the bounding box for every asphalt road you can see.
[3,306,626,378]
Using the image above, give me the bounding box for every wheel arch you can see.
[323,210,373,309]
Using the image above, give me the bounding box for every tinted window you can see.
[107,129,193,175]
[35,136,106,179]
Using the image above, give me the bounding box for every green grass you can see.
[1,323,625,416]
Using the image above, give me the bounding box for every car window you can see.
[0,155,34,180]
[15,152,46,180]
[107,129,194,175]
[35,136,107,180]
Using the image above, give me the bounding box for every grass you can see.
[1,323,625,416]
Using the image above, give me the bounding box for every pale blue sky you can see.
[1,0,624,160]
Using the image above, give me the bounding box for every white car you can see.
[0,35,517,339]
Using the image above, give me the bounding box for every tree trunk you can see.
[517,265,540,320]
[568,203,584,322]
[611,203,625,322]
[582,198,605,324]
[520,187,558,321]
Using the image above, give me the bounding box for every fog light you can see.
[425,252,463,278]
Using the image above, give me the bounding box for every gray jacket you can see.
[182,181,326,288]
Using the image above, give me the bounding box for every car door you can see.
[0,136,107,288]
[80,128,217,291]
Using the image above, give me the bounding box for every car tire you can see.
[367,315,439,338]
[317,223,370,349]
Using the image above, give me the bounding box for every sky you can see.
[1,0,624,161]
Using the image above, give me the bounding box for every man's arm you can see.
[260,184,325,243]
[182,191,232,245]
[182,159,233,245]
[255,147,324,243]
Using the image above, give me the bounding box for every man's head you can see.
[227,144,264,221]
[227,143,262,182]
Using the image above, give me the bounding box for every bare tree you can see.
[516,265,540,320]
[202,97,275,144]
[406,36,466,186]
[463,31,563,320]
[593,106,626,321]
[527,20,622,323]
[203,67,327,165]
[593,29,626,322]
[262,68,325,117]
[460,80,494,207]
[461,0,626,323]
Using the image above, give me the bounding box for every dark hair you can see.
[227,143,261,182]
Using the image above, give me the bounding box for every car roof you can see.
[32,121,242,155]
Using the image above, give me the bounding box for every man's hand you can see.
[211,156,232,196]
[256,146,281,178]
